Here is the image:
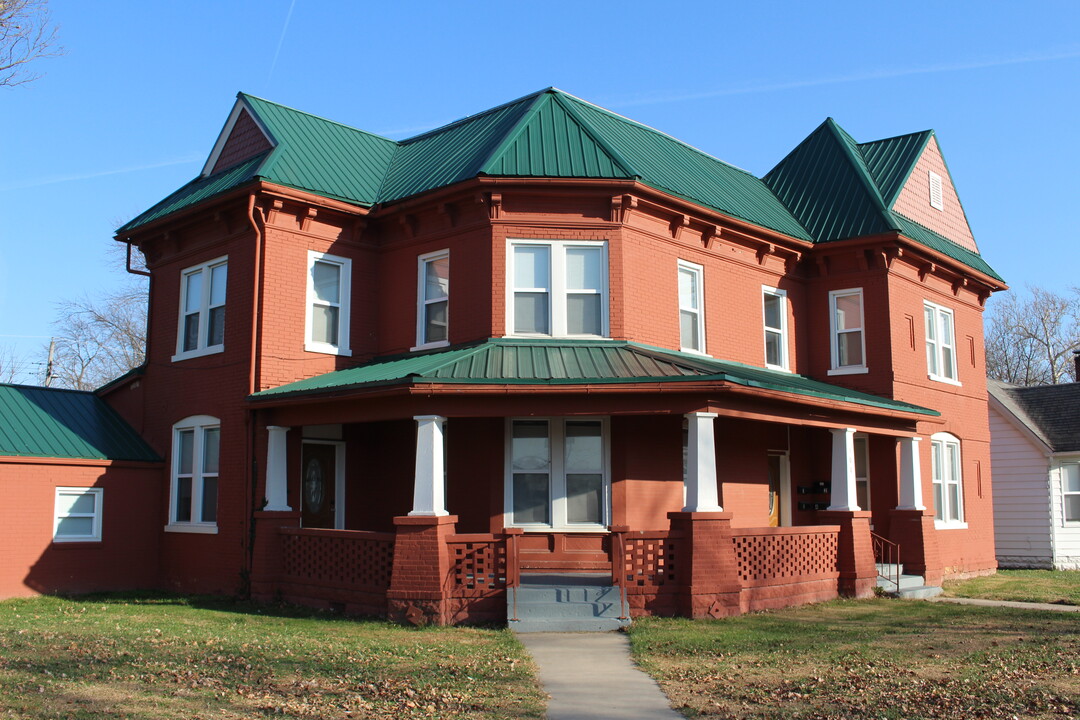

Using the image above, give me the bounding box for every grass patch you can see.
[0,594,544,719]
[629,598,1080,719]
[944,570,1080,606]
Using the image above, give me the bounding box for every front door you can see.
[301,442,339,528]
[767,452,790,527]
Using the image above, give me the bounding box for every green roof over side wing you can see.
[251,338,938,417]
[893,215,1004,281]
[859,130,933,207]
[244,94,398,206]
[0,384,161,462]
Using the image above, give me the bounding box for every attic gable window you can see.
[928,171,944,211]
[174,257,227,361]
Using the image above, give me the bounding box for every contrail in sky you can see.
[605,47,1080,109]
[266,0,298,88]
[0,154,203,192]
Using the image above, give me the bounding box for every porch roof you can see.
[250,339,938,417]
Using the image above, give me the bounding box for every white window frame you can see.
[414,249,450,351]
[762,286,789,371]
[53,488,103,542]
[828,288,867,375]
[173,256,228,361]
[931,432,966,529]
[506,239,608,339]
[924,301,960,385]
[1061,461,1080,525]
[305,251,352,356]
[504,417,611,531]
[678,260,706,354]
[928,170,944,211]
[167,415,220,534]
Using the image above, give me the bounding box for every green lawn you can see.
[0,594,544,720]
[629,599,1080,719]
[944,569,1080,606]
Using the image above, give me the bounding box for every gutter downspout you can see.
[244,193,267,594]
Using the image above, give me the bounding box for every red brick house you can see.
[6,88,1006,623]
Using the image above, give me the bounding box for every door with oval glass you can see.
[301,441,340,528]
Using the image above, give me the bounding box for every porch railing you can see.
[445,534,508,598]
[279,528,395,591]
[616,529,683,591]
[731,527,840,586]
[870,532,901,592]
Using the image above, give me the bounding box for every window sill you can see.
[928,374,962,387]
[934,521,968,530]
[765,363,791,373]
[412,340,450,352]
[509,525,609,533]
[828,366,868,376]
[679,347,710,357]
[304,342,352,357]
[165,523,219,534]
[52,537,101,544]
[172,345,224,362]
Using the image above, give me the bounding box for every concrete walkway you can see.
[929,596,1080,612]
[517,632,682,720]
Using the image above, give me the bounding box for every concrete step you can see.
[513,585,622,604]
[508,575,630,633]
[513,598,625,619]
[510,616,630,633]
[894,585,944,600]
[876,562,904,577]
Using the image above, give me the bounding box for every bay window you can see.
[829,288,866,374]
[508,240,607,338]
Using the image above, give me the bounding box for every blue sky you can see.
[2,0,1078,384]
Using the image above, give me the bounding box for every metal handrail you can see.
[870,532,901,593]
[609,525,629,621]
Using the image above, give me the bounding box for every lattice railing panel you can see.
[448,538,507,597]
[733,530,838,584]
[281,530,394,590]
[622,534,679,587]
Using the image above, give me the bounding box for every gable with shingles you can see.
[890,136,978,253]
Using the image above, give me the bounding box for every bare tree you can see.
[0,0,61,87]
[985,286,1080,386]
[49,285,147,390]
[0,344,29,383]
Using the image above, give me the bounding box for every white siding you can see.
[989,406,1054,567]
[1049,458,1080,570]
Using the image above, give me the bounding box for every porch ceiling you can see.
[249,339,937,421]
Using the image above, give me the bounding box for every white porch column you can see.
[409,415,448,517]
[827,427,860,511]
[265,426,292,511]
[897,436,925,510]
[683,412,722,512]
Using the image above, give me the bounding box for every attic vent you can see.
[928,170,944,210]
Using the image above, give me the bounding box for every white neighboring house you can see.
[988,379,1080,570]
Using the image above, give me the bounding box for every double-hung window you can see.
[506,418,609,530]
[175,257,227,360]
[829,288,866,374]
[678,261,705,353]
[416,250,449,349]
[924,301,959,384]
[1063,463,1080,523]
[306,251,351,355]
[53,488,103,542]
[508,240,607,337]
[931,433,964,527]
[763,287,788,370]
[169,416,220,532]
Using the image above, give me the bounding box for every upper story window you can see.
[678,261,705,354]
[174,257,227,361]
[928,170,944,210]
[169,415,220,533]
[416,250,449,350]
[924,301,959,384]
[828,288,866,375]
[53,488,103,542]
[306,251,351,356]
[1063,462,1080,523]
[507,240,607,338]
[931,432,964,528]
[763,286,788,370]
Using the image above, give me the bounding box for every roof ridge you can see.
[548,92,639,177]
[397,88,553,146]
[824,118,900,232]
[858,128,934,149]
[0,382,94,395]
[553,89,761,180]
[239,92,398,147]
[859,129,934,208]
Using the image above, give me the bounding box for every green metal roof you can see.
[892,215,1004,281]
[0,384,161,462]
[250,338,938,417]
[118,89,998,281]
[859,130,933,208]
